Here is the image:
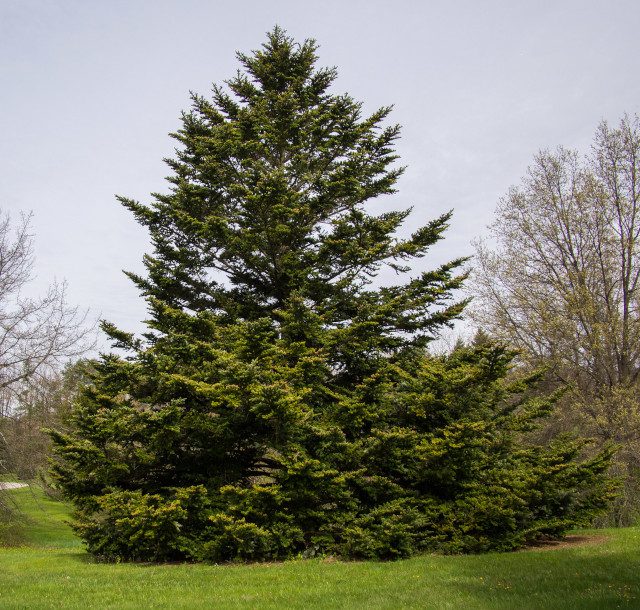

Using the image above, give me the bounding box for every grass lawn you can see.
[0,485,638,609]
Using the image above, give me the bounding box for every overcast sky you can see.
[1,0,639,346]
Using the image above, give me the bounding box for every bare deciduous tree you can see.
[471,114,640,524]
[473,115,640,389]
[0,210,93,527]
[0,212,93,413]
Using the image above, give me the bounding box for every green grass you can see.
[0,485,638,609]
[1,485,78,549]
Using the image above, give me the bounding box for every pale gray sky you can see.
[1,0,639,344]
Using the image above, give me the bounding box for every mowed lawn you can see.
[0,486,638,609]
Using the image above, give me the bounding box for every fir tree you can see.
[50,28,615,562]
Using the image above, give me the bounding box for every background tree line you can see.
[0,213,92,523]
[472,114,640,525]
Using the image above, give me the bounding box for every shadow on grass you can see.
[453,551,640,609]
[57,551,200,568]
[0,522,26,546]
[51,551,118,567]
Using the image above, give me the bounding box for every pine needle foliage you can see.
[49,28,615,562]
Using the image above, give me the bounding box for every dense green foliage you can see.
[50,28,614,562]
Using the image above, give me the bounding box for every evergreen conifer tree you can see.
[50,28,615,562]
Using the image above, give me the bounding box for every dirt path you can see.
[523,534,609,551]
[0,482,28,490]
